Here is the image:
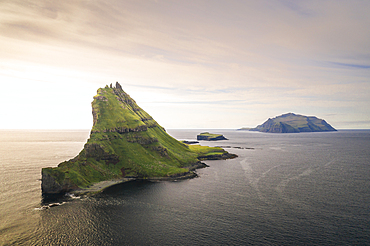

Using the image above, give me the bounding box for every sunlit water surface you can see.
[0,129,369,245]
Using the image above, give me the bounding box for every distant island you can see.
[42,82,237,195]
[197,132,228,141]
[242,113,337,133]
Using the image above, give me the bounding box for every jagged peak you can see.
[115,81,122,90]
[105,82,123,90]
[101,82,135,104]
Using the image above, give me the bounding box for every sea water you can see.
[0,129,369,245]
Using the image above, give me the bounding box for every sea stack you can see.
[42,83,236,194]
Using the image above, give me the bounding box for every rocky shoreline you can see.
[57,161,210,196]
[72,178,137,196]
[42,160,211,196]
[70,169,205,196]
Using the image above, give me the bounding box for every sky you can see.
[0,0,369,129]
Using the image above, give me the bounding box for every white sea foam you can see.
[66,193,81,199]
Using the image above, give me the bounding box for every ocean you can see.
[0,129,369,245]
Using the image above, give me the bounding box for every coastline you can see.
[71,171,200,196]
[72,178,137,196]
[42,150,234,196]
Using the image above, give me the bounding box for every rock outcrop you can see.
[197,132,228,141]
[248,113,337,133]
[42,83,236,194]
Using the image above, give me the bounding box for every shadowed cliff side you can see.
[42,82,236,194]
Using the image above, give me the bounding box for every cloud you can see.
[330,62,370,69]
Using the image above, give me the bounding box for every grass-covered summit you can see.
[42,82,236,194]
[249,113,337,133]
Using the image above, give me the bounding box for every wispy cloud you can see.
[277,0,317,17]
[330,62,370,69]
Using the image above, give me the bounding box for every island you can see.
[197,132,228,141]
[245,113,337,133]
[42,82,237,195]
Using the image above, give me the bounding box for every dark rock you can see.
[181,140,199,144]
[115,81,122,90]
[41,171,78,194]
[93,95,108,101]
[197,153,238,160]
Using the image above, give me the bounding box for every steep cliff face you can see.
[42,82,236,194]
[249,113,336,133]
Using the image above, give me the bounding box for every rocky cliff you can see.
[42,82,236,194]
[249,113,337,133]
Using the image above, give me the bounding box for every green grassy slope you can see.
[42,83,235,194]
